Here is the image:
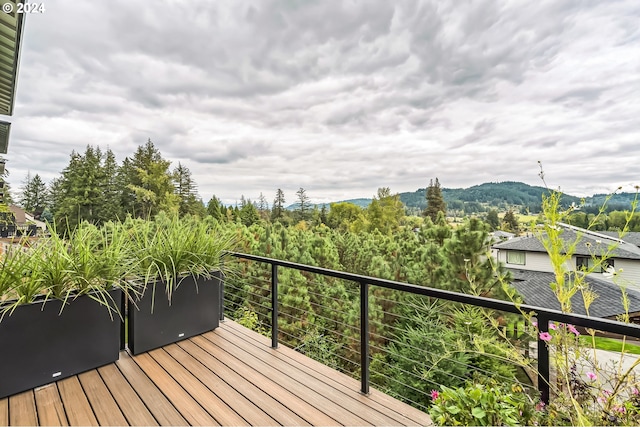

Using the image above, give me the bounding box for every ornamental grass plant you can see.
[127,213,236,311]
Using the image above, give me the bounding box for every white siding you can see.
[599,258,640,289]
[497,250,555,272]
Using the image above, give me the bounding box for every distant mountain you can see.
[285,182,634,214]
[286,198,372,211]
[400,181,582,212]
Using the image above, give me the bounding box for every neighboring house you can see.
[7,205,46,235]
[492,223,640,287]
[509,270,640,321]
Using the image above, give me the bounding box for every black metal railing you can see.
[225,252,640,404]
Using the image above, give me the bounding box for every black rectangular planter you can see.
[0,289,122,399]
[127,272,221,355]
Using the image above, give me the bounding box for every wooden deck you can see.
[0,320,432,426]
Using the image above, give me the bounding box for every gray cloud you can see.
[4,0,640,204]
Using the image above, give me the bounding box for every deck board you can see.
[201,330,378,425]
[57,376,98,426]
[34,384,68,426]
[148,348,249,425]
[4,320,431,426]
[191,334,341,426]
[163,343,279,426]
[116,351,188,426]
[0,397,8,426]
[9,391,37,426]
[224,320,432,426]
[209,327,406,426]
[97,364,158,426]
[78,370,128,426]
[132,352,218,426]
[177,339,310,426]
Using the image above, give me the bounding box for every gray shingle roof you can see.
[509,269,640,318]
[492,229,640,260]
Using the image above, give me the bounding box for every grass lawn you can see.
[579,336,640,355]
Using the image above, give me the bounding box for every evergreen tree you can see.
[100,149,122,222]
[20,172,48,214]
[124,139,179,218]
[366,188,405,235]
[502,209,519,233]
[207,195,224,221]
[51,146,107,228]
[486,209,500,231]
[424,178,446,221]
[272,188,286,221]
[0,180,12,205]
[172,162,202,216]
[257,192,269,221]
[295,187,310,222]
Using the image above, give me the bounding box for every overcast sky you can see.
[5,0,640,205]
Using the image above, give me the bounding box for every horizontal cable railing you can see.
[223,252,640,408]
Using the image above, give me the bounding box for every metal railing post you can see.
[271,263,279,349]
[537,314,550,404]
[360,281,369,394]
[219,268,225,322]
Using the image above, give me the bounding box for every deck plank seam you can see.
[187,333,340,426]
[113,356,161,426]
[203,328,400,426]
[155,346,255,426]
[200,331,364,426]
[149,347,240,426]
[176,339,307,427]
[97,366,130,426]
[75,370,105,426]
[130,349,219,426]
[221,320,429,425]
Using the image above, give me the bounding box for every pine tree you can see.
[366,187,405,234]
[124,139,178,218]
[295,187,310,222]
[20,172,48,214]
[51,146,107,227]
[271,188,286,221]
[207,195,224,221]
[100,149,122,222]
[172,162,202,216]
[502,210,519,233]
[424,178,446,222]
[257,192,269,220]
[486,209,500,231]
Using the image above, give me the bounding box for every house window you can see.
[576,257,613,273]
[506,251,526,265]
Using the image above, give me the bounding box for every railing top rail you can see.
[229,251,640,339]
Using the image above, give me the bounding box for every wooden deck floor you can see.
[0,320,432,426]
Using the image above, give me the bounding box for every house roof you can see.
[492,229,640,260]
[509,269,640,318]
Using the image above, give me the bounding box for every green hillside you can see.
[286,182,632,215]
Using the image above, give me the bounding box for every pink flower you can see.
[604,389,612,396]
[617,406,626,413]
[430,390,439,400]
[587,372,597,381]
[567,324,580,336]
[535,402,545,411]
[549,323,557,330]
[633,388,639,395]
[532,321,538,327]
[539,332,552,342]
[597,397,605,404]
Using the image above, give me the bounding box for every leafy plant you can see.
[429,380,544,426]
[0,221,138,320]
[128,213,235,310]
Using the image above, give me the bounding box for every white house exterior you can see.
[492,225,640,289]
